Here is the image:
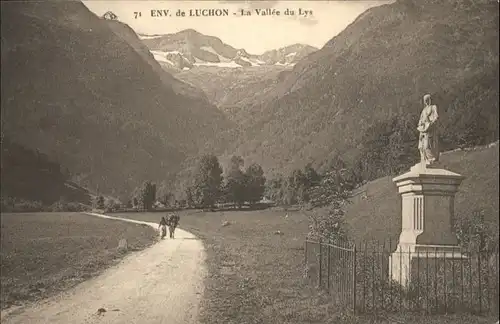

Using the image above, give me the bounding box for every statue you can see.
[417,94,439,166]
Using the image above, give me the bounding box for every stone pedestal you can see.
[389,163,465,287]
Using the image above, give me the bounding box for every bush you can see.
[49,200,89,212]
[1,197,44,212]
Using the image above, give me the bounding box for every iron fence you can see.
[304,239,499,315]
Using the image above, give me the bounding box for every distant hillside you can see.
[1,1,234,199]
[140,29,318,71]
[259,43,319,66]
[222,0,499,176]
[1,137,91,205]
[175,66,290,124]
[344,143,499,244]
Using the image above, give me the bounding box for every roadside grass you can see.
[0,212,157,310]
[113,210,498,324]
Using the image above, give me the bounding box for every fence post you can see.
[304,239,308,269]
[478,248,482,313]
[353,243,357,314]
[327,240,331,293]
[319,238,323,288]
[495,246,500,310]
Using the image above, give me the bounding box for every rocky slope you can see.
[175,66,290,123]
[140,29,318,71]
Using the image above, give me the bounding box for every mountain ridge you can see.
[140,29,319,71]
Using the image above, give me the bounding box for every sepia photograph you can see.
[0,0,499,323]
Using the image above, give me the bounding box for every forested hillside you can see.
[1,137,91,207]
[1,1,233,200]
[223,0,499,180]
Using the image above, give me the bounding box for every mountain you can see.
[259,43,320,66]
[1,1,234,200]
[175,66,290,124]
[140,30,318,125]
[105,21,209,102]
[140,29,318,71]
[221,0,499,176]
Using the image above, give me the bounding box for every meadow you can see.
[1,146,497,323]
[0,212,157,310]
[112,210,497,324]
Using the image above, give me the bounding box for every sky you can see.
[83,1,391,54]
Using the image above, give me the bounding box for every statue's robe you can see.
[418,104,439,165]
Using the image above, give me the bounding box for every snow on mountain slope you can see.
[194,61,243,68]
[140,29,318,71]
[150,50,194,70]
[138,34,163,40]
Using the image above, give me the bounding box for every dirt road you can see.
[0,213,206,324]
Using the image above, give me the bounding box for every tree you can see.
[225,155,247,208]
[355,114,418,182]
[302,164,322,203]
[94,195,105,209]
[455,208,497,251]
[244,163,266,206]
[303,163,321,188]
[105,198,119,212]
[288,169,306,203]
[265,176,284,204]
[307,163,356,241]
[132,197,139,208]
[156,182,176,207]
[192,154,223,209]
[159,191,174,207]
[265,174,296,207]
[137,181,156,211]
[185,187,195,208]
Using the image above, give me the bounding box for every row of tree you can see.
[264,160,361,206]
[185,154,266,209]
[100,154,267,211]
[265,164,321,206]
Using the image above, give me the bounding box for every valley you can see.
[1,1,498,323]
[1,0,498,215]
[139,0,499,188]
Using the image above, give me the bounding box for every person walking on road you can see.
[158,216,168,239]
[167,213,180,239]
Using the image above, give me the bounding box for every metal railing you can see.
[304,239,499,315]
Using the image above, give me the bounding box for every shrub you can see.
[49,200,88,212]
[1,197,43,212]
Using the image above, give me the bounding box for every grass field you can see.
[112,210,497,324]
[0,146,497,322]
[0,212,157,310]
